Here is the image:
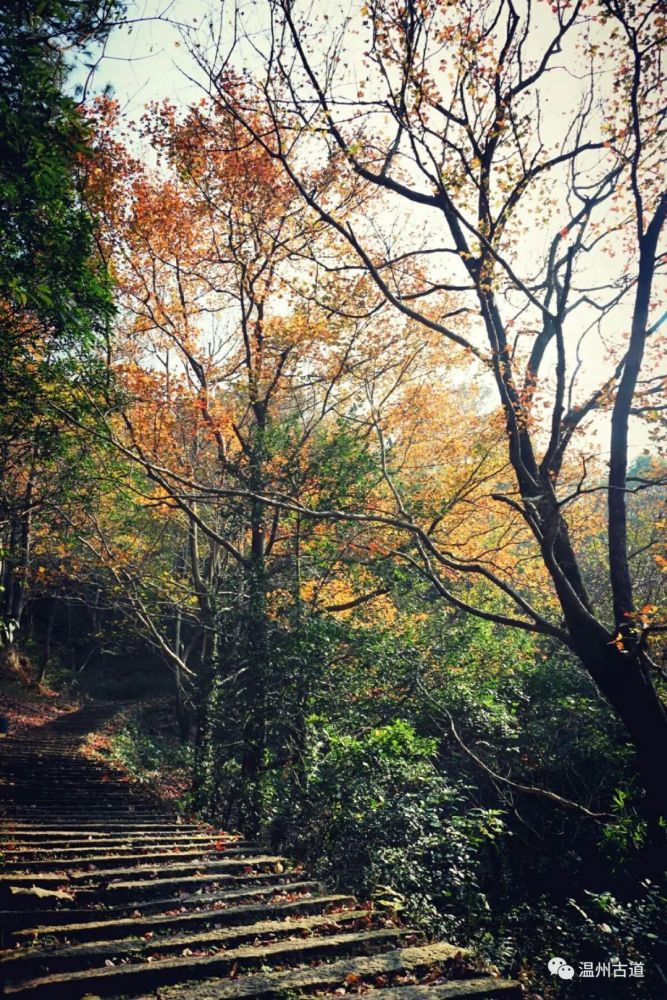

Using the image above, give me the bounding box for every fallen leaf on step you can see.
[10,885,74,901]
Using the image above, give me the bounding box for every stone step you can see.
[0,785,138,790]
[106,867,289,902]
[0,776,130,782]
[0,796,151,805]
[319,983,523,999]
[150,943,475,999]
[158,977,521,1000]
[0,773,100,779]
[1,835,236,852]
[12,882,356,945]
[0,847,272,891]
[1,803,158,812]
[1,825,193,835]
[1,827,218,838]
[4,833,242,850]
[2,868,290,912]
[7,881,323,936]
[0,906,370,977]
[101,854,284,883]
[1,822,201,832]
[4,927,409,998]
[3,847,250,871]
[2,814,171,823]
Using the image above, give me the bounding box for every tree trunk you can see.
[37,596,58,685]
[527,484,667,829]
[240,550,269,835]
[573,630,667,829]
[12,479,33,625]
[240,423,270,836]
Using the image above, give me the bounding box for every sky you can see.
[74,0,206,112]
[73,0,663,460]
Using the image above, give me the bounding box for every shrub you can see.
[276,718,504,941]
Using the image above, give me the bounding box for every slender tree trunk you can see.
[187,523,219,743]
[13,478,33,624]
[173,606,190,741]
[241,535,269,834]
[608,201,667,629]
[37,596,58,685]
[240,422,270,836]
[291,512,308,795]
[3,515,20,622]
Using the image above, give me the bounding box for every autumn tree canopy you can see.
[175,0,667,821]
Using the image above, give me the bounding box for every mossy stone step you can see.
[1,823,200,832]
[1,850,276,881]
[317,982,521,999]
[4,836,244,854]
[105,868,290,902]
[12,887,345,943]
[152,943,475,999]
[4,847,250,871]
[2,877,318,932]
[4,927,409,998]
[0,907,370,977]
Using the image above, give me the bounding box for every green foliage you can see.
[102,702,194,812]
[269,718,504,940]
[492,882,665,999]
[109,718,192,780]
[191,576,663,986]
[602,785,649,857]
[0,0,120,446]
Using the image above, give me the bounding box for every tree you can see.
[186,0,667,824]
[83,97,441,824]
[0,0,121,645]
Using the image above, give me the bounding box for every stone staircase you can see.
[0,705,521,999]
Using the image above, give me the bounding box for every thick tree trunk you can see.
[528,482,667,828]
[572,630,667,827]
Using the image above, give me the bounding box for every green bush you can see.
[493,882,665,999]
[276,718,504,941]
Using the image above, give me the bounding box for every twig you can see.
[419,683,612,820]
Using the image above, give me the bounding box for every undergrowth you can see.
[85,698,195,814]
